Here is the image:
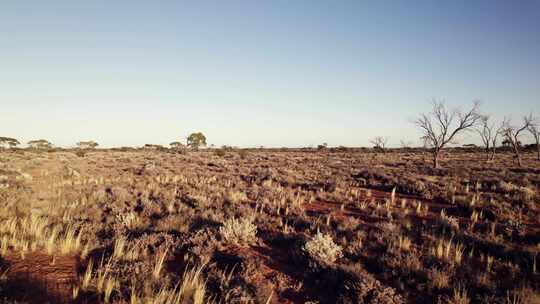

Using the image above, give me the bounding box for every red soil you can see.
[2,251,79,303]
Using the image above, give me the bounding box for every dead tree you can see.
[475,115,502,161]
[370,136,389,152]
[415,100,481,168]
[500,115,533,167]
[527,119,540,161]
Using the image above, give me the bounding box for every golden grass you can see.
[128,263,209,304]
[153,246,169,280]
[449,286,470,304]
[0,215,86,258]
[430,238,465,266]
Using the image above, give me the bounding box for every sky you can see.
[1,1,539,148]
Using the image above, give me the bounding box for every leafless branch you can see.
[415,100,481,168]
[500,114,533,166]
[370,136,389,150]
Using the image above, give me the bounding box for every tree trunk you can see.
[513,144,522,167]
[433,150,440,168]
[490,146,496,161]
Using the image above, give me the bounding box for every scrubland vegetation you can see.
[0,104,539,303]
[0,145,539,303]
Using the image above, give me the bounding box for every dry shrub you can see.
[238,149,249,160]
[116,212,149,231]
[226,191,248,204]
[517,186,536,203]
[507,286,540,304]
[303,231,343,265]
[219,217,257,247]
[213,149,226,157]
[331,264,404,304]
[428,267,450,290]
[499,181,517,193]
[439,209,460,231]
[499,181,536,203]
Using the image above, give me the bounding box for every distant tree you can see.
[475,115,502,161]
[28,139,52,149]
[527,117,540,161]
[317,142,328,150]
[415,100,481,168]
[0,137,20,149]
[500,115,533,167]
[370,136,388,152]
[143,144,164,150]
[77,140,98,149]
[187,132,207,150]
[169,141,185,150]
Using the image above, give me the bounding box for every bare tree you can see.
[500,115,533,167]
[415,100,481,168]
[475,115,502,161]
[527,118,540,161]
[370,136,389,152]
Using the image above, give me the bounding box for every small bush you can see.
[517,186,536,202]
[439,209,459,231]
[303,231,343,265]
[219,217,257,247]
[428,267,449,290]
[214,149,226,157]
[499,181,517,193]
[238,149,248,160]
[227,190,248,204]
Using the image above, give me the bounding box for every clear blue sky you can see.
[1,1,539,148]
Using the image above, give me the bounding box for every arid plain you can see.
[0,148,539,303]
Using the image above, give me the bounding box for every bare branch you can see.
[500,114,533,166]
[415,100,481,168]
[370,136,389,150]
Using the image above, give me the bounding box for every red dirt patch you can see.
[2,251,79,303]
[220,245,308,304]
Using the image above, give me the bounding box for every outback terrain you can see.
[0,148,539,303]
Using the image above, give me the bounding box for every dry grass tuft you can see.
[219,217,257,247]
[303,231,343,265]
